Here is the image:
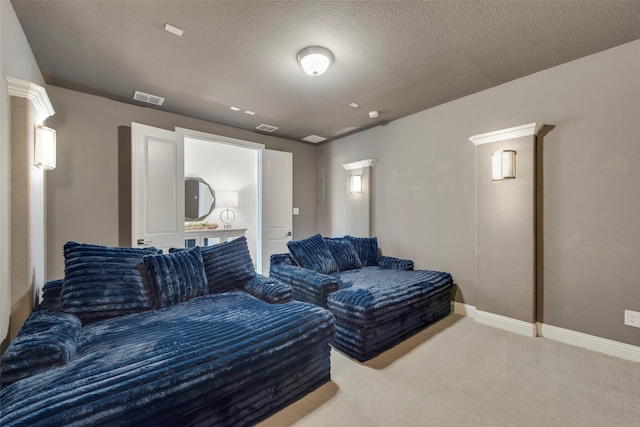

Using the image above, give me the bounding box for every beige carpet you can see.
[258,314,640,426]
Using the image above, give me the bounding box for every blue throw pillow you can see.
[194,236,257,293]
[345,236,379,266]
[325,238,363,271]
[1,310,82,386]
[287,234,338,274]
[62,241,159,323]
[143,246,208,308]
[39,279,64,311]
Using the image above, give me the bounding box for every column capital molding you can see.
[469,122,543,145]
[342,159,376,170]
[6,76,55,121]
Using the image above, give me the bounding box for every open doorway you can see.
[183,136,260,269]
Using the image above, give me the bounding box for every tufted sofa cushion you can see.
[287,234,338,274]
[325,238,363,271]
[143,246,208,308]
[345,235,379,266]
[171,236,257,294]
[61,241,159,323]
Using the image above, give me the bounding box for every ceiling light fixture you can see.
[230,106,240,111]
[297,46,334,76]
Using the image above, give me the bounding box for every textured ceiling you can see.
[10,0,640,144]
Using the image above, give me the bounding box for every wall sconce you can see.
[34,125,56,170]
[351,175,362,193]
[492,150,516,181]
[216,191,238,229]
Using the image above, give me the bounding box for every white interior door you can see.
[262,149,293,275]
[131,123,184,252]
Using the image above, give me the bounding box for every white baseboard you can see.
[453,303,640,363]
[537,322,640,363]
[474,310,537,337]
[453,302,476,318]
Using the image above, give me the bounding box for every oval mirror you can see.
[185,177,215,221]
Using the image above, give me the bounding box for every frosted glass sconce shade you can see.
[492,150,516,181]
[351,175,362,193]
[217,191,238,228]
[34,125,56,170]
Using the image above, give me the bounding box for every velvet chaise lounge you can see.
[270,234,453,362]
[0,237,335,426]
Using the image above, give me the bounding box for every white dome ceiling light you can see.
[297,46,334,76]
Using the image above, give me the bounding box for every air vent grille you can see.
[133,91,165,106]
[302,135,327,143]
[256,124,279,133]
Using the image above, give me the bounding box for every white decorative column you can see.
[6,77,55,340]
[470,123,543,337]
[342,159,376,237]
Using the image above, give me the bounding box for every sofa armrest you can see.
[269,264,339,307]
[1,310,82,387]
[270,253,294,266]
[378,255,414,270]
[242,274,293,304]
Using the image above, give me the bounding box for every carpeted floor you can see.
[258,314,640,426]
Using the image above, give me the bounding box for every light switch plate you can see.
[293,207,299,215]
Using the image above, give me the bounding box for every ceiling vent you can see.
[302,135,327,143]
[133,91,165,106]
[256,124,279,133]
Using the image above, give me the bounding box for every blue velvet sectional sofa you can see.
[270,234,453,361]
[1,237,335,426]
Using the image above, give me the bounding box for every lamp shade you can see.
[216,191,238,208]
[492,150,516,181]
[34,125,56,170]
[297,46,334,76]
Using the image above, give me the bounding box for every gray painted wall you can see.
[319,40,640,346]
[45,86,318,281]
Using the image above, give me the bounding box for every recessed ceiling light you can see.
[230,106,240,111]
[368,110,380,119]
[302,135,327,144]
[164,23,183,37]
[349,103,360,108]
[245,110,256,115]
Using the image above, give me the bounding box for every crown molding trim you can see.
[342,159,376,171]
[6,76,55,120]
[469,122,543,146]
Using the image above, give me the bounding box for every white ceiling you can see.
[10,0,640,144]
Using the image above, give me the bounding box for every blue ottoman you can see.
[327,267,453,361]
